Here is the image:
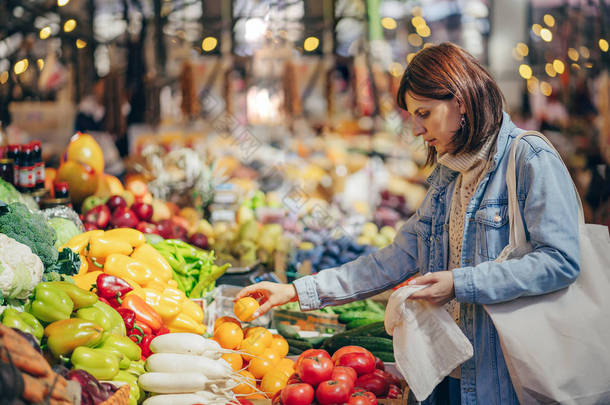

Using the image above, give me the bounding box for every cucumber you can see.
[276,323,301,340]
[303,336,326,348]
[321,335,394,355]
[338,311,384,324]
[285,338,313,351]
[288,347,304,355]
[346,318,376,330]
[372,351,395,362]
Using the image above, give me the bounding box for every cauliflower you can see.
[0,234,44,300]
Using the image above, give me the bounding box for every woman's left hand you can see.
[407,271,456,305]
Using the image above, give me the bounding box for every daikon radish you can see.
[146,353,233,379]
[138,372,208,394]
[142,393,210,405]
[150,333,227,358]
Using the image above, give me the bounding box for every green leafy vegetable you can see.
[42,248,81,282]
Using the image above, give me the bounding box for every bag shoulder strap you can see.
[506,131,584,247]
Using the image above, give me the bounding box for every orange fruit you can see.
[214,316,241,333]
[214,322,244,350]
[232,370,256,395]
[269,334,289,357]
[248,356,273,379]
[246,327,273,347]
[222,352,243,372]
[244,393,266,400]
[261,348,281,366]
[65,132,105,175]
[234,297,260,322]
[260,370,288,397]
[239,337,265,361]
[276,358,295,377]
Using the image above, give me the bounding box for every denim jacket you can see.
[293,112,580,405]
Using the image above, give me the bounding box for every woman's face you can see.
[404,92,464,155]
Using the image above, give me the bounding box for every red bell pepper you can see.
[96,274,133,307]
[139,335,155,359]
[116,308,136,331]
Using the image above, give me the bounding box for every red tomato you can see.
[331,346,373,363]
[296,349,331,367]
[348,391,377,405]
[372,369,401,386]
[332,366,357,385]
[287,372,303,385]
[337,352,376,376]
[386,384,402,399]
[281,383,315,405]
[297,356,334,386]
[374,356,385,370]
[315,380,351,405]
[355,390,378,405]
[355,373,389,397]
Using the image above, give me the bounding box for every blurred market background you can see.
[0,0,608,250]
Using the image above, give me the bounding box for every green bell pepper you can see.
[96,347,130,369]
[47,281,98,309]
[76,306,114,332]
[97,333,141,361]
[92,301,126,336]
[44,318,104,357]
[28,283,74,323]
[113,370,141,405]
[71,346,120,380]
[1,308,44,340]
[125,359,145,377]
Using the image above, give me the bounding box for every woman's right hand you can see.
[235,282,298,318]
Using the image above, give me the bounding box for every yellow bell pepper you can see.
[165,313,206,334]
[144,280,167,292]
[126,289,181,322]
[167,279,178,289]
[182,299,204,323]
[130,244,173,282]
[104,254,153,286]
[105,228,146,248]
[89,235,133,258]
[73,271,103,291]
[77,254,89,276]
[61,230,104,254]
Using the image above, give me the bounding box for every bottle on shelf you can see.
[18,144,35,194]
[7,144,19,186]
[31,141,45,190]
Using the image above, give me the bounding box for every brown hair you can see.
[396,43,505,165]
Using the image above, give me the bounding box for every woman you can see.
[236,43,580,404]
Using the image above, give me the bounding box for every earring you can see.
[460,115,466,128]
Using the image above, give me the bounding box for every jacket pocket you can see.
[474,204,509,260]
[415,216,432,273]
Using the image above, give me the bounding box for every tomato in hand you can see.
[297,356,334,386]
[337,352,376,376]
[296,349,331,368]
[281,383,315,405]
[355,373,389,397]
[316,380,351,405]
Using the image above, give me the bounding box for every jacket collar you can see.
[425,111,516,190]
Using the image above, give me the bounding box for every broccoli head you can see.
[0,202,58,269]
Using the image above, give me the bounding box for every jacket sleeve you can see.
[293,214,420,311]
[453,141,581,304]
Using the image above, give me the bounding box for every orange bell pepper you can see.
[104,228,146,248]
[104,254,153,286]
[130,244,173,282]
[127,289,181,322]
[120,295,163,332]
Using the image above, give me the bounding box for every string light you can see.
[39,26,51,40]
[201,37,218,52]
[389,62,403,77]
[568,48,579,61]
[303,37,319,52]
[381,17,397,30]
[14,59,28,75]
[579,46,590,59]
[545,63,556,77]
[553,59,565,74]
[411,16,426,28]
[512,48,523,61]
[540,81,552,96]
[516,42,529,56]
[411,6,422,17]
[57,0,69,6]
[519,64,532,80]
[540,28,552,42]
[37,59,44,70]
[416,25,431,37]
[543,14,555,27]
[64,19,76,32]
[600,39,609,52]
[76,39,87,48]
[532,24,542,36]
[0,71,8,84]
[527,77,539,94]
[585,62,593,68]
[571,63,580,70]
[407,33,423,47]
[406,53,417,63]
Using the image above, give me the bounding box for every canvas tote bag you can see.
[485,131,610,405]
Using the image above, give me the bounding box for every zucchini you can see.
[372,351,395,362]
[276,323,301,340]
[338,311,384,324]
[285,338,313,351]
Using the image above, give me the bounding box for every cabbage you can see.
[48,217,81,248]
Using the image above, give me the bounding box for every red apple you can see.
[110,207,139,228]
[83,222,100,231]
[136,222,159,235]
[156,219,188,240]
[131,202,154,222]
[188,233,208,249]
[84,204,111,229]
[106,195,127,212]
